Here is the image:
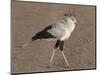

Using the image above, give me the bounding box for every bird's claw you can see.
[65,64,70,68]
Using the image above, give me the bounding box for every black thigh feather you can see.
[54,40,64,51]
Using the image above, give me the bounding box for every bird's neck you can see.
[64,17,75,32]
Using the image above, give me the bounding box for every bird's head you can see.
[64,11,77,24]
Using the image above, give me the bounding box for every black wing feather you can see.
[32,25,56,41]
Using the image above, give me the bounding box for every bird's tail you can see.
[32,35,39,42]
[18,35,40,48]
[18,40,32,48]
[18,36,37,48]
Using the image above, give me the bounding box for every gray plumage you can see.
[47,14,76,41]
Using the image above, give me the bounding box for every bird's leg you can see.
[60,41,70,67]
[49,49,56,65]
[61,51,70,67]
[48,40,60,66]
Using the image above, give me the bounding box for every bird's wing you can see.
[47,20,68,39]
[36,25,52,36]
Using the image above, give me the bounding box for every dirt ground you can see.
[11,1,96,74]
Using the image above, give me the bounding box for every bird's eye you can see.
[71,16,76,23]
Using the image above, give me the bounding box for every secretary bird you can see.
[19,12,76,67]
[31,13,76,67]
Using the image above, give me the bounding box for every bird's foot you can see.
[47,63,52,68]
[65,64,70,68]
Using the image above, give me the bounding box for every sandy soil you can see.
[11,1,96,74]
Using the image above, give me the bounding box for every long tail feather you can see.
[32,36,38,41]
[18,40,32,48]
